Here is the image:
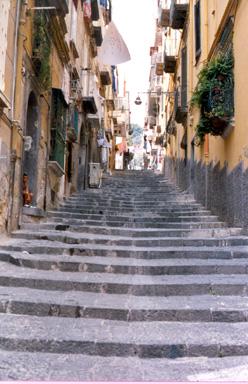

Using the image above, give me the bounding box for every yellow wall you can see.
[187,0,246,170]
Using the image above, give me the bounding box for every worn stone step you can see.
[58,206,211,216]
[0,261,248,295]
[1,351,248,381]
[2,240,248,259]
[68,197,199,205]
[67,197,202,206]
[21,223,234,237]
[49,217,227,229]
[61,205,208,213]
[2,251,248,275]
[1,287,248,322]
[10,230,248,247]
[1,314,248,358]
[47,210,221,223]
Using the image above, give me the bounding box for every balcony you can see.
[170,0,189,30]
[92,26,103,47]
[0,90,10,109]
[166,114,176,135]
[91,0,100,21]
[106,99,115,111]
[148,116,156,128]
[174,87,187,123]
[155,32,163,47]
[70,39,79,59]
[36,0,69,16]
[155,52,163,76]
[148,96,159,117]
[114,97,129,112]
[82,97,97,114]
[150,46,158,56]
[158,8,170,28]
[100,71,111,86]
[164,52,176,73]
[87,115,100,130]
[90,37,97,57]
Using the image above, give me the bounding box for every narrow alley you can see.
[0,170,248,380]
[1,0,248,380]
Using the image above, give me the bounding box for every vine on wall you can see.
[32,12,51,89]
[191,49,234,143]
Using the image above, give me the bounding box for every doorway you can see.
[23,92,39,204]
[78,123,89,190]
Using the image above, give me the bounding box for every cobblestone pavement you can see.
[1,170,248,380]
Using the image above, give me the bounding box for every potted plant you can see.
[32,13,51,89]
[191,49,234,143]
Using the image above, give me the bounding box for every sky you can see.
[112,0,157,127]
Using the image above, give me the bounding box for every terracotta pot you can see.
[210,116,228,135]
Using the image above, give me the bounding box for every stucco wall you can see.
[165,155,248,227]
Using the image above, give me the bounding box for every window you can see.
[0,0,10,92]
[70,1,78,44]
[194,0,201,60]
[50,89,68,169]
[181,46,187,109]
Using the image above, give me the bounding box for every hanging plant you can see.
[32,13,51,89]
[191,49,234,143]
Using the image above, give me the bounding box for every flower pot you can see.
[210,116,228,135]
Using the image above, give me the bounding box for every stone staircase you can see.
[1,170,248,380]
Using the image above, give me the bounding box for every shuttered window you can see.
[50,89,68,169]
[194,0,201,60]
[181,46,187,109]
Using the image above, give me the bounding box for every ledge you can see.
[22,206,45,218]
[221,118,235,139]
[0,91,10,109]
[48,160,65,177]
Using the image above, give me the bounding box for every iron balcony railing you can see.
[206,79,234,119]
[170,0,189,30]
[174,87,188,123]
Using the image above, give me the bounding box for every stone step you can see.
[47,211,221,223]
[1,314,248,358]
[49,217,227,229]
[1,351,248,381]
[67,196,201,205]
[0,261,248,296]
[67,196,190,202]
[2,251,248,275]
[2,241,248,259]
[10,230,248,247]
[58,206,211,216]
[2,169,248,380]
[60,203,211,215]
[1,287,248,322]
[21,223,234,237]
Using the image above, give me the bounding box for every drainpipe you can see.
[10,0,22,122]
[203,0,209,209]
[7,0,22,234]
[41,92,51,211]
[189,0,194,192]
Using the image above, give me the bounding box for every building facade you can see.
[0,0,121,234]
[151,0,248,227]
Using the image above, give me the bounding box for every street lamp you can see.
[134,90,175,105]
[134,96,142,105]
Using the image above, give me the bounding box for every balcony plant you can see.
[191,49,234,143]
[32,13,51,89]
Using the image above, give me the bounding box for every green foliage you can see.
[33,13,51,89]
[191,49,234,143]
